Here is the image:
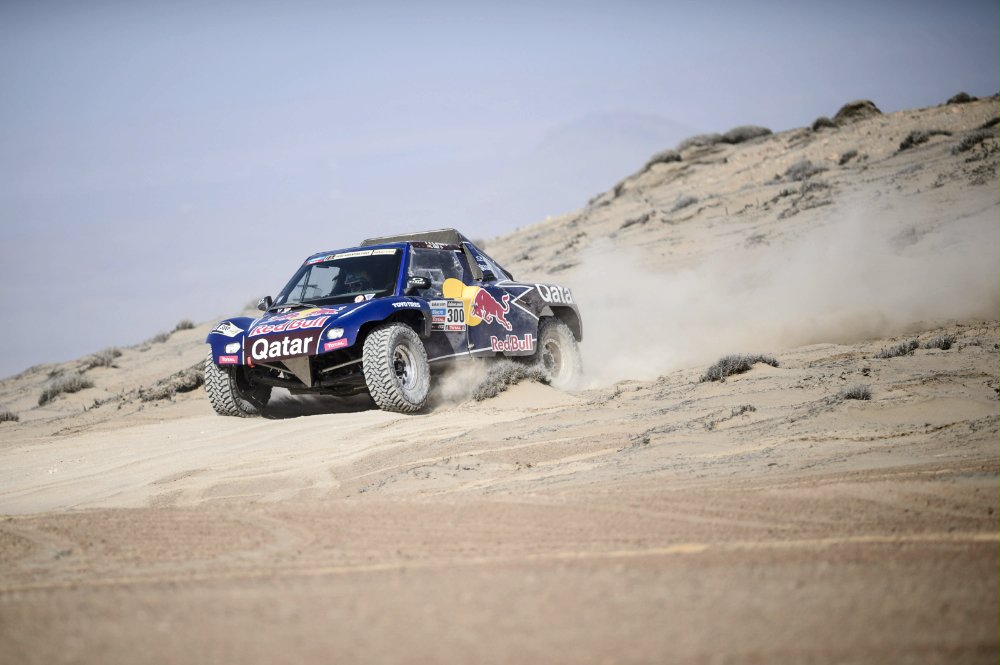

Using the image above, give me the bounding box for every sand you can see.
[0,97,997,664]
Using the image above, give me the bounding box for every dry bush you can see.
[671,195,699,212]
[82,347,122,370]
[874,339,919,359]
[952,129,997,155]
[838,149,858,165]
[811,116,837,131]
[139,364,205,402]
[722,125,772,144]
[700,354,779,383]
[979,117,999,130]
[785,159,827,181]
[833,100,882,125]
[39,373,94,406]
[840,384,872,401]
[923,335,956,350]
[0,410,18,423]
[173,319,195,332]
[898,129,952,151]
[472,359,549,401]
[642,149,681,171]
[676,133,724,151]
[946,92,975,105]
[147,331,171,345]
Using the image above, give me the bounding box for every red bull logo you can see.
[442,278,515,331]
[472,290,512,331]
[490,334,534,352]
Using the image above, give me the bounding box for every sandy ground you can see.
[0,98,997,664]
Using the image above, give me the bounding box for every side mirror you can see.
[257,296,273,311]
[481,269,497,282]
[405,275,431,295]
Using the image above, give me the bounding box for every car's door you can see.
[461,247,539,358]
[407,247,471,362]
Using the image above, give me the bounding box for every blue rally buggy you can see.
[205,229,583,415]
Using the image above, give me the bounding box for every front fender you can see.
[320,298,430,353]
[205,316,254,365]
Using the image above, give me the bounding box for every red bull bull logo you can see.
[472,290,512,331]
[442,278,515,331]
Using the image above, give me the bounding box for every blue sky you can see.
[1,0,997,377]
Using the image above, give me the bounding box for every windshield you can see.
[273,248,402,307]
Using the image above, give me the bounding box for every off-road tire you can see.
[535,317,583,389]
[204,353,272,417]
[362,324,430,413]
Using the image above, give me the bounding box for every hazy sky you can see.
[1,0,997,378]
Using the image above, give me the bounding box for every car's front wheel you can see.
[535,317,583,389]
[204,353,272,417]
[362,324,430,413]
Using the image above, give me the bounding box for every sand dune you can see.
[1,97,997,664]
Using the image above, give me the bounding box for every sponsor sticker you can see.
[211,322,244,338]
[490,334,535,353]
[535,284,574,305]
[248,332,318,362]
[392,301,421,309]
[323,339,349,352]
[249,316,330,337]
[430,300,466,332]
[219,355,239,364]
[372,248,397,255]
[333,250,373,260]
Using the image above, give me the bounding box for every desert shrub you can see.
[833,100,882,125]
[0,410,18,423]
[946,92,975,105]
[473,359,549,401]
[722,125,772,144]
[811,116,837,131]
[898,129,952,151]
[979,117,999,130]
[173,319,195,332]
[676,133,724,151]
[39,373,94,406]
[139,364,205,402]
[731,404,756,416]
[840,384,872,401]
[82,347,121,370]
[838,149,858,165]
[671,195,699,212]
[923,335,956,350]
[620,212,654,230]
[700,354,779,383]
[785,159,828,181]
[147,331,171,345]
[952,129,997,155]
[642,149,682,170]
[874,339,919,359]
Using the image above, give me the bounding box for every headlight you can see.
[326,328,345,340]
[225,342,242,354]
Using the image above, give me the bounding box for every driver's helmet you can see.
[345,269,372,292]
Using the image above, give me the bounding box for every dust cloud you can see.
[570,190,999,385]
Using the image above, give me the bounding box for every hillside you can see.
[0,96,997,665]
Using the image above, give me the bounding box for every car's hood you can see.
[247,304,364,336]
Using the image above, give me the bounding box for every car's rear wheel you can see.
[204,353,272,417]
[362,323,430,413]
[535,317,583,389]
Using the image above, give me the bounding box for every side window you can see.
[409,249,467,297]
[464,243,511,281]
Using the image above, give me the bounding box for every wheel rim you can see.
[542,339,563,377]
[392,344,417,390]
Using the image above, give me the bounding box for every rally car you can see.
[204,229,583,416]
